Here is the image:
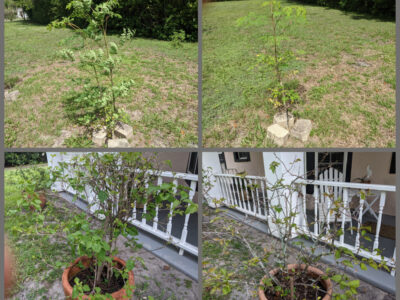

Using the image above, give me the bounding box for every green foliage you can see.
[170,30,186,48]
[119,27,135,45]
[53,152,197,296]
[27,0,198,41]
[267,85,301,111]
[5,0,18,21]
[64,135,95,147]
[49,0,134,140]
[203,159,390,299]
[5,152,47,167]
[296,0,394,19]
[237,1,306,114]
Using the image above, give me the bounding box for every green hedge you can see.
[5,153,47,167]
[26,0,198,41]
[295,0,394,18]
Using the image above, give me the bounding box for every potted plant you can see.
[53,152,197,298]
[17,166,55,211]
[203,158,390,299]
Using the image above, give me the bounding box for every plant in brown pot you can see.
[54,152,197,299]
[203,156,389,300]
[17,166,55,211]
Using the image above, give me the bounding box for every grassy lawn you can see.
[5,21,198,148]
[202,0,395,148]
[4,167,75,299]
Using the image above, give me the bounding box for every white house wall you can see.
[224,152,265,176]
[351,152,395,216]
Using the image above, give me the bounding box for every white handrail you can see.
[298,179,395,192]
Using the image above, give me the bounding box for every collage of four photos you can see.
[2,0,397,299]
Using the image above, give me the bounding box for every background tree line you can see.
[205,0,394,19]
[5,0,198,42]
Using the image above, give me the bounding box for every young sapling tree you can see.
[49,0,134,143]
[237,1,306,127]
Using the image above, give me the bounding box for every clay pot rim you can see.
[62,255,135,299]
[258,264,333,300]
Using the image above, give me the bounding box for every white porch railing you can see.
[126,171,198,257]
[57,169,198,257]
[214,174,396,275]
[297,179,396,275]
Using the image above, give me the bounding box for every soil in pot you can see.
[263,269,327,300]
[69,264,126,295]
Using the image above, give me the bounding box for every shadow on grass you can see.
[286,0,394,22]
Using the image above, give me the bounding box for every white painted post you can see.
[373,192,386,251]
[178,180,197,255]
[355,191,365,250]
[202,152,224,208]
[340,188,349,245]
[153,176,162,231]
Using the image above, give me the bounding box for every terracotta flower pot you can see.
[25,190,47,211]
[258,264,333,300]
[62,256,135,300]
[4,240,16,297]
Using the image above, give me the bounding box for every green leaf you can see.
[98,191,108,203]
[110,42,118,54]
[222,285,231,295]
[348,280,359,288]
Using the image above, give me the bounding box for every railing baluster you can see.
[166,179,178,238]
[153,176,162,231]
[178,180,197,255]
[355,190,365,250]
[301,184,307,231]
[248,179,256,215]
[391,249,396,276]
[373,191,386,251]
[255,179,261,216]
[233,177,242,210]
[314,185,318,235]
[223,177,231,206]
[238,177,246,211]
[242,178,250,212]
[142,178,149,225]
[261,179,267,217]
[226,177,237,208]
[340,188,348,245]
[225,177,234,207]
[217,176,227,205]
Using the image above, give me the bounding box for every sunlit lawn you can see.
[5,21,198,148]
[202,0,395,147]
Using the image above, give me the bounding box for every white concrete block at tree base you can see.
[273,112,295,129]
[5,90,20,101]
[267,124,289,146]
[108,138,130,148]
[92,128,107,146]
[291,119,312,142]
[114,122,133,140]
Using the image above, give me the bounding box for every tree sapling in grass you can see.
[49,0,135,145]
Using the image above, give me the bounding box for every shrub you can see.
[5,8,17,21]
[5,152,47,167]
[27,0,198,41]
